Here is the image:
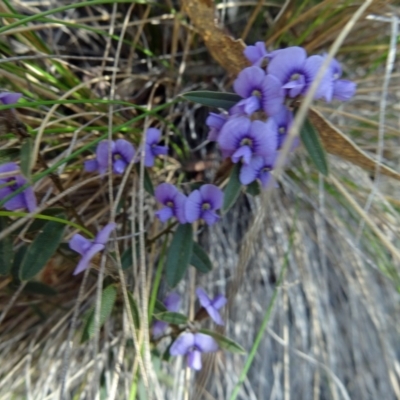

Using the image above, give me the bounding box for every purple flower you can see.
[170,332,218,370]
[217,116,278,164]
[185,184,223,226]
[233,66,284,116]
[85,139,135,175]
[145,128,168,167]
[155,183,187,224]
[69,223,116,275]
[267,46,333,101]
[239,154,276,187]
[0,92,22,105]
[196,287,227,326]
[266,106,294,150]
[328,57,356,101]
[0,162,37,212]
[206,113,228,141]
[152,292,181,338]
[244,42,270,67]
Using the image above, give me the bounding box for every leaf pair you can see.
[165,224,213,287]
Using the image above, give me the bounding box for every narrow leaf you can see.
[81,285,117,343]
[19,219,66,281]
[181,91,241,110]
[190,242,212,273]
[154,299,167,313]
[246,181,260,196]
[20,137,33,179]
[300,117,329,176]
[154,311,188,325]
[200,328,246,354]
[223,163,242,212]
[127,292,140,329]
[0,217,13,275]
[165,224,193,287]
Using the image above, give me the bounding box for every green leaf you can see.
[181,91,241,110]
[246,180,261,196]
[154,299,167,313]
[19,219,66,281]
[127,292,140,329]
[223,163,242,213]
[20,137,33,179]
[190,242,212,273]
[0,217,13,275]
[199,328,246,354]
[23,208,64,234]
[24,281,57,296]
[81,285,117,343]
[154,311,188,325]
[165,224,193,287]
[300,117,329,176]
[11,245,28,280]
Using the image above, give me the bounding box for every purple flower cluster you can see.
[85,128,168,175]
[206,44,356,188]
[167,288,227,370]
[154,183,223,226]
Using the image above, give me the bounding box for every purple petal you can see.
[152,321,168,338]
[4,193,26,211]
[250,120,278,158]
[155,206,174,222]
[94,222,116,245]
[115,139,135,163]
[261,74,284,116]
[144,144,155,167]
[187,349,202,370]
[194,333,219,353]
[232,145,252,164]
[0,183,13,203]
[329,57,342,78]
[145,128,161,145]
[185,190,202,223]
[174,192,187,224]
[233,66,266,98]
[202,210,220,226]
[199,184,223,210]
[196,287,211,308]
[22,185,37,212]
[155,183,178,204]
[84,159,99,172]
[236,96,261,115]
[217,116,251,156]
[69,234,92,255]
[259,170,272,188]
[212,294,227,310]
[205,305,224,325]
[244,42,268,66]
[267,47,307,84]
[333,80,356,101]
[170,332,195,356]
[303,55,333,101]
[0,162,19,174]
[240,162,258,185]
[152,145,168,156]
[206,113,227,142]
[113,159,127,174]
[283,74,305,98]
[73,243,104,275]
[96,140,115,168]
[0,92,22,105]
[164,292,181,312]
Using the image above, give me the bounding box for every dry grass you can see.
[0,0,400,399]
